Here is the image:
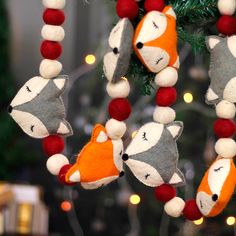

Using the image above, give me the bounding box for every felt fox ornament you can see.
[205,36,236,105]
[122,122,185,187]
[196,157,236,217]
[133,6,179,73]
[65,124,124,189]
[8,76,73,138]
[103,18,134,83]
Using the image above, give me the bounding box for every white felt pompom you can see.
[39,59,62,79]
[42,0,66,9]
[218,0,236,15]
[153,106,176,124]
[164,197,185,218]
[41,25,65,42]
[46,154,69,175]
[155,67,178,87]
[215,138,236,158]
[106,79,130,98]
[105,119,126,140]
[216,100,236,119]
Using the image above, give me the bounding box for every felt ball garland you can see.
[40,0,72,178]
[216,0,236,35]
[43,9,65,25]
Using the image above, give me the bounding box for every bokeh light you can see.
[61,201,72,212]
[194,217,204,225]
[129,194,141,205]
[226,216,235,226]
[85,54,96,65]
[183,92,193,104]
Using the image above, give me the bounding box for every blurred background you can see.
[1,0,236,235]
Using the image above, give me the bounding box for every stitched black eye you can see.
[156,57,164,65]
[214,166,223,172]
[136,42,143,49]
[152,21,159,29]
[142,132,148,141]
[30,125,35,132]
[26,86,32,92]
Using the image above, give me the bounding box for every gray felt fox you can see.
[8,75,73,139]
[122,122,185,187]
[205,35,236,105]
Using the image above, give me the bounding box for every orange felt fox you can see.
[65,124,124,189]
[133,6,179,73]
[196,157,236,217]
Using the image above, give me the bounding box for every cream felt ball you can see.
[215,138,236,158]
[216,100,236,119]
[42,0,66,9]
[106,79,130,98]
[46,154,69,175]
[39,59,62,79]
[153,106,176,124]
[218,0,236,15]
[164,197,185,217]
[105,119,126,140]
[155,67,178,87]
[41,25,65,42]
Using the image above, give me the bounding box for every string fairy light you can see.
[183,92,194,104]
[129,194,141,205]
[226,216,235,226]
[85,54,96,65]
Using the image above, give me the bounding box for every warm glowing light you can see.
[129,194,141,205]
[194,217,204,225]
[61,201,72,212]
[121,77,128,81]
[226,216,235,226]
[132,131,138,138]
[85,54,96,65]
[183,92,193,104]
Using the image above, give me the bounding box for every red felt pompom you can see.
[144,0,165,12]
[43,9,65,25]
[108,98,132,121]
[214,119,235,138]
[42,135,64,157]
[216,15,236,36]
[183,199,203,221]
[58,164,76,186]
[116,0,139,19]
[154,184,176,203]
[40,40,62,60]
[155,87,177,106]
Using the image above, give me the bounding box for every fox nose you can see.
[136,42,143,49]
[119,171,125,177]
[212,194,218,202]
[8,105,13,114]
[122,154,129,161]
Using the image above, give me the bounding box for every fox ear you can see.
[166,121,183,140]
[57,120,73,136]
[206,36,221,51]
[53,75,68,92]
[91,124,108,142]
[163,6,176,19]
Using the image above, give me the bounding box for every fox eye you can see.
[142,132,148,141]
[26,86,32,92]
[152,21,159,29]
[214,166,223,172]
[30,125,35,132]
